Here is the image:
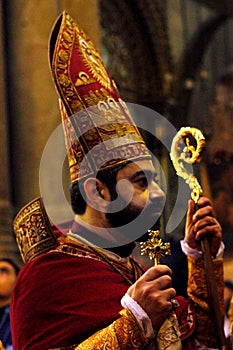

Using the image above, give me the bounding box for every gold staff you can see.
[170,126,226,350]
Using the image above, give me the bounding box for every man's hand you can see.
[185,196,222,257]
[127,265,176,330]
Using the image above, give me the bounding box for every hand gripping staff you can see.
[170,126,226,350]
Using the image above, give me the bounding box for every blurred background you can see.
[0,0,232,284]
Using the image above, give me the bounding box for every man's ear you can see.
[83,178,110,207]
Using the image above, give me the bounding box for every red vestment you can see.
[11,232,197,350]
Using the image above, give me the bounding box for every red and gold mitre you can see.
[49,11,151,183]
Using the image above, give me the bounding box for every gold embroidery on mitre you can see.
[75,71,96,87]
[65,96,151,180]
[51,12,114,117]
[84,89,112,108]
[51,13,83,113]
[13,197,58,263]
[59,99,94,182]
[77,35,112,91]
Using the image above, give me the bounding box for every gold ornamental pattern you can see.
[77,35,113,92]
[50,12,151,183]
[51,11,114,117]
[187,256,224,348]
[52,13,83,114]
[13,197,58,263]
[74,308,148,349]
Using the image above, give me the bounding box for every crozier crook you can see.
[170,126,226,350]
[170,126,205,204]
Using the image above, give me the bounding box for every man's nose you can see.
[149,181,166,202]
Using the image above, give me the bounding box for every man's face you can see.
[0,261,17,303]
[106,159,165,229]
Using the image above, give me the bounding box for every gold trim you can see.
[187,256,224,348]
[51,11,114,116]
[0,341,5,350]
[74,308,148,349]
[13,197,58,263]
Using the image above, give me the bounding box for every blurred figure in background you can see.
[0,258,19,350]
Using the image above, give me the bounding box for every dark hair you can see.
[70,162,129,215]
[0,258,20,275]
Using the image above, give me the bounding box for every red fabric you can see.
[11,251,130,349]
[175,296,197,350]
[11,246,197,350]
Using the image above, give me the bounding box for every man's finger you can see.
[142,265,173,282]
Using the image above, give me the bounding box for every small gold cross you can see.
[140,230,171,265]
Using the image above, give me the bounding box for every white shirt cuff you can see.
[121,293,155,340]
[180,240,225,258]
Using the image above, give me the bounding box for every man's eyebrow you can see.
[129,169,156,181]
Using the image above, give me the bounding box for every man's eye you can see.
[136,177,148,187]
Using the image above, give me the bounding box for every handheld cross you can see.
[140,230,171,266]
